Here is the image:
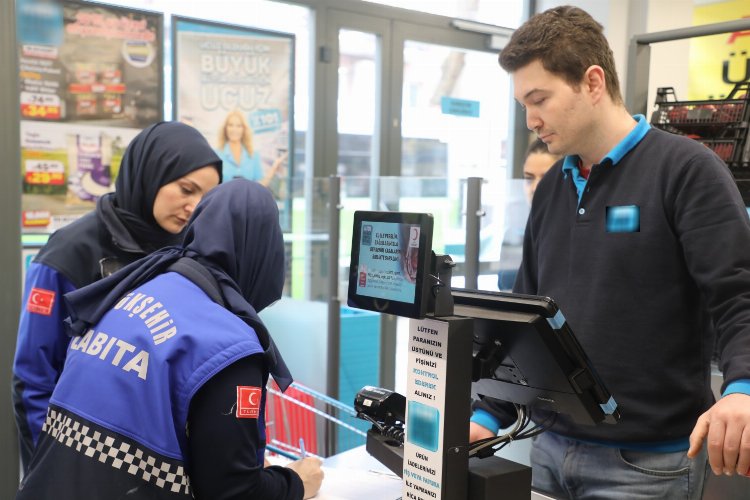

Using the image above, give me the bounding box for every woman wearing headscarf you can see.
[16,179,324,500]
[12,121,222,475]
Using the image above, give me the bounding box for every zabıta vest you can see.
[18,271,265,499]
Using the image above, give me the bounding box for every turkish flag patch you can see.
[236,386,262,419]
[27,288,56,316]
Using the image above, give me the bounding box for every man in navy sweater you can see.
[470,6,750,499]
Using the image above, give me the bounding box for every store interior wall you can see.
[642,0,693,115]
[539,0,695,119]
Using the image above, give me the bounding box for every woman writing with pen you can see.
[17,180,323,500]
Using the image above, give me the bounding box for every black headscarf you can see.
[99,121,223,251]
[65,179,292,389]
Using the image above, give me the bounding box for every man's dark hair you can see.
[499,6,622,104]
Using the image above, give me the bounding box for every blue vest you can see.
[51,271,265,462]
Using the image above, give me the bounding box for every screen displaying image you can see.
[355,220,421,305]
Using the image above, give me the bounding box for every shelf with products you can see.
[650,82,750,167]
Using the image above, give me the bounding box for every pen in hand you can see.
[299,438,307,459]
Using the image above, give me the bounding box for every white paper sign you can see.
[403,317,449,499]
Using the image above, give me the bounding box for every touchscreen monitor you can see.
[452,288,619,426]
[347,211,433,319]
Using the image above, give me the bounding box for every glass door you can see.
[323,8,512,394]
[323,10,390,199]
[387,22,511,293]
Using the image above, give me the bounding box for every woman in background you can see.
[522,137,561,204]
[216,109,288,185]
[12,121,222,475]
[497,138,561,291]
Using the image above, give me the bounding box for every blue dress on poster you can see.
[216,144,263,181]
[356,221,417,304]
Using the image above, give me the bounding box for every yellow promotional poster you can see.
[689,0,750,99]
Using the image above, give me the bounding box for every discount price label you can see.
[25,159,65,185]
[21,92,62,119]
[249,108,282,133]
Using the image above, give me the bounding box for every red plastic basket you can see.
[265,382,318,457]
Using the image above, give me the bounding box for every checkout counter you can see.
[322,445,558,500]
[315,368,748,500]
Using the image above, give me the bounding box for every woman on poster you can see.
[216,109,288,186]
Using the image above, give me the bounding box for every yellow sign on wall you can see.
[690,0,750,100]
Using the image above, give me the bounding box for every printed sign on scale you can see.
[403,318,449,499]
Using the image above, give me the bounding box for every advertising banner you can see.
[689,0,750,99]
[16,0,163,231]
[172,16,295,230]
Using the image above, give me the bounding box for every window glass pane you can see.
[401,40,509,187]
[337,29,379,198]
[400,40,510,283]
[362,0,523,28]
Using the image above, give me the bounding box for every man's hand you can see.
[470,422,496,443]
[688,393,750,477]
[287,457,324,499]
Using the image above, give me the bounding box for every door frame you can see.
[313,1,504,178]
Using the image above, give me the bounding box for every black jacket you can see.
[477,126,750,445]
